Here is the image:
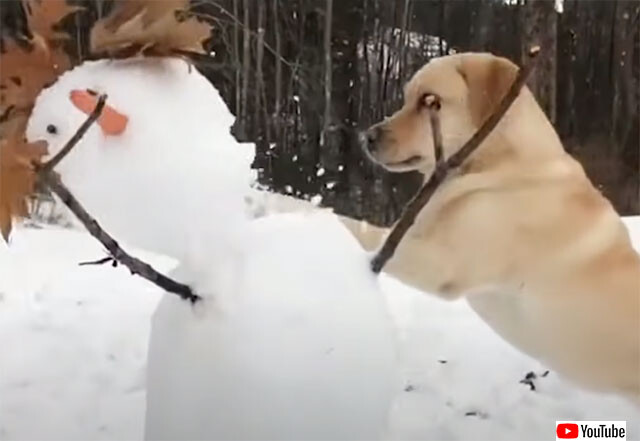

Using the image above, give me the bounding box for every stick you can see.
[371,47,540,274]
[79,256,117,267]
[41,172,199,303]
[41,95,107,172]
[36,96,200,303]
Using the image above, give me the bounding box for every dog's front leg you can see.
[340,212,515,300]
[338,215,389,251]
[339,215,464,299]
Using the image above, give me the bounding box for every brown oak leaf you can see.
[0,0,76,240]
[90,0,211,57]
[23,0,82,43]
[0,39,71,114]
[0,116,48,240]
[1,0,76,116]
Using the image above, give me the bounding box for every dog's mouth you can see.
[383,155,426,172]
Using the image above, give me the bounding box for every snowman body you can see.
[145,213,398,440]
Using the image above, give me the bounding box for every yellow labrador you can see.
[343,52,640,400]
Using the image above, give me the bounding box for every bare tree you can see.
[522,0,557,123]
[254,0,265,131]
[609,0,640,210]
[240,0,251,134]
[232,0,240,119]
[273,0,282,122]
[321,0,333,147]
[397,0,411,83]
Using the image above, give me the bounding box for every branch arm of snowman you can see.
[41,95,108,173]
[371,46,541,274]
[36,95,200,303]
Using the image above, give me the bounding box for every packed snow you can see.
[145,212,398,440]
[1,215,639,440]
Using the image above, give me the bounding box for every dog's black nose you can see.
[366,129,378,145]
[362,127,380,153]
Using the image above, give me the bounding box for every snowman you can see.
[25,56,399,440]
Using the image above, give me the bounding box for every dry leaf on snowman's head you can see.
[1,0,76,117]
[22,0,82,43]
[99,0,187,32]
[0,39,71,115]
[90,0,212,57]
[0,116,49,241]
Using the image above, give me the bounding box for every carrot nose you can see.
[69,90,128,136]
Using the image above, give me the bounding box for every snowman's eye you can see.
[46,124,58,135]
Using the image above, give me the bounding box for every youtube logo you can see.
[557,423,579,439]
[556,421,626,440]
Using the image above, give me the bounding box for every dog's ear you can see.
[457,54,518,127]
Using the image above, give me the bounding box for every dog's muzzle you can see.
[360,125,383,159]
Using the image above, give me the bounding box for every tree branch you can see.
[371,47,540,274]
[42,95,107,173]
[79,255,117,267]
[37,95,200,303]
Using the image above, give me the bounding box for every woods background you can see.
[2,0,639,225]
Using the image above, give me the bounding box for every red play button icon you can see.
[557,423,579,439]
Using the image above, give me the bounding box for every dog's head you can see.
[362,53,519,173]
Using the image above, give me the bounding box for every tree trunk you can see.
[321,0,334,147]
[273,0,282,122]
[254,0,265,134]
[232,0,241,119]
[610,0,639,212]
[522,0,557,123]
[240,0,251,137]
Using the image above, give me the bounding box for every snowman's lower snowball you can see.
[144,212,399,440]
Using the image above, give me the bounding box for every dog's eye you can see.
[46,124,58,135]
[419,93,441,111]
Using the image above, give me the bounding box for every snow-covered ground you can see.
[1,216,639,441]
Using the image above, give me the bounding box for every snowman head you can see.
[25,59,158,171]
[24,57,253,259]
[26,57,236,179]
